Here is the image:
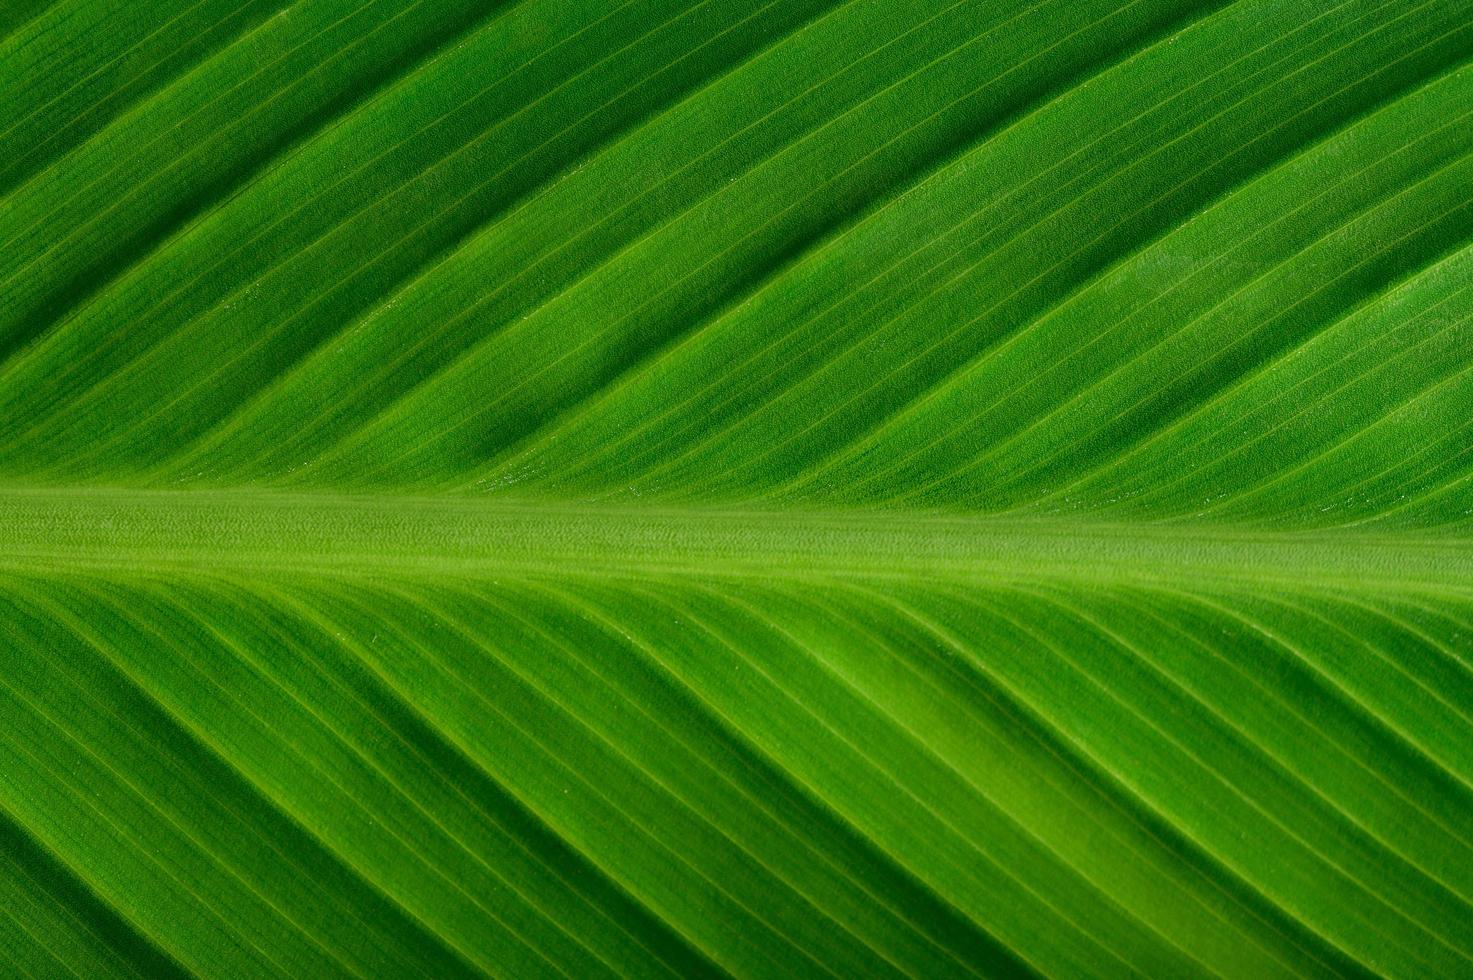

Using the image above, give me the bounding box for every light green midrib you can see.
[1,486,1469,590]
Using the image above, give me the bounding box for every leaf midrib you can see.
[2,486,1468,590]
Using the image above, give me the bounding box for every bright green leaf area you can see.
[3,0,1473,976]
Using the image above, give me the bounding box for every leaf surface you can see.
[3,1,1473,976]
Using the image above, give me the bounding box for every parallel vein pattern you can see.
[3,1,1472,976]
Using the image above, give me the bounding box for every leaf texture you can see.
[2,1,1473,976]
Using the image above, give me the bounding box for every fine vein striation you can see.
[4,1,1473,977]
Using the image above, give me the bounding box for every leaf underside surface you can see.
[3,1,1473,976]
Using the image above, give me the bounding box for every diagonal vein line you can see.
[500,0,1369,491]
[514,575,996,978]
[302,577,731,980]
[15,576,489,978]
[948,583,1460,973]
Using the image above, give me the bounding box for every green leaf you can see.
[3,1,1472,976]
